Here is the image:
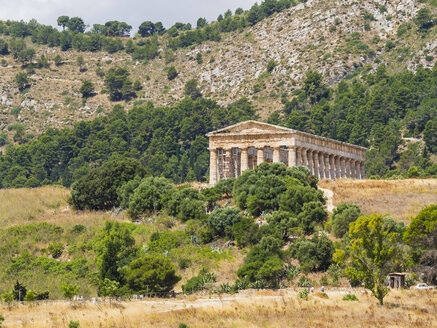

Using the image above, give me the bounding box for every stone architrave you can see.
[206,121,367,185]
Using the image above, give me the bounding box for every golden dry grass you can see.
[1,289,436,327]
[319,179,437,222]
[0,186,70,227]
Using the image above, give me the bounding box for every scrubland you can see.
[1,289,436,328]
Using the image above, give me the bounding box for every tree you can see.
[127,176,173,219]
[95,221,135,283]
[424,120,437,153]
[99,278,119,301]
[167,66,178,80]
[414,8,434,31]
[0,39,8,55]
[60,283,80,302]
[57,16,69,30]
[331,203,362,238]
[79,80,95,98]
[76,56,84,72]
[67,17,85,33]
[208,207,243,237]
[17,48,35,65]
[303,70,329,104]
[1,292,14,310]
[197,17,207,29]
[125,255,181,294]
[291,235,334,272]
[138,21,156,37]
[104,67,135,101]
[69,158,145,211]
[184,79,202,100]
[24,290,36,302]
[337,214,401,306]
[13,280,27,301]
[15,72,29,91]
[266,59,277,73]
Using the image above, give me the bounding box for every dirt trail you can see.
[319,186,334,212]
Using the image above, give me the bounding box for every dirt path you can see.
[319,186,334,212]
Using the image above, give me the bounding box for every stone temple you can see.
[206,121,368,185]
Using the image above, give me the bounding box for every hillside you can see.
[0,0,435,138]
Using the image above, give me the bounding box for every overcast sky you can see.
[0,0,258,31]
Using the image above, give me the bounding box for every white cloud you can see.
[0,0,257,32]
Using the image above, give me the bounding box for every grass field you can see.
[0,289,435,327]
[319,179,437,222]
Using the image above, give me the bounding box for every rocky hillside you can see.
[0,0,435,138]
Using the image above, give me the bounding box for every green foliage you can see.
[232,217,261,248]
[0,314,4,327]
[414,8,434,31]
[47,242,64,258]
[15,72,29,91]
[266,59,277,72]
[298,288,309,300]
[184,79,202,100]
[68,321,80,328]
[125,255,181,293]
[13,280,27,301]
[69,158,145,211]
[104,67,135,101]
[331,203,362,238]
[214,178,235,198]
[60,283,80,300]
[99,278,119,298]
[338,214,401,305]
[424,120,437,153]
[127,177,173,219]
[95,221,135,283]
[208,207,243,237]
[166,66,178,80]
[290,235,334,272]
[79,80,95,98]
[24,289,36,301]
[182,269,216,294]
[342,294,358,301]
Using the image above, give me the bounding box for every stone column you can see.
[307,150,313,175]
[288,147,297,167]
[257,148,264,166]
[300,148,308,167]
[356,162,361,180]
[273,147,281,163]
[345,159,351,178]
[324,154,331,179]
[335,156,340,178]
[330,155,335,180]
[318,152,324,179]
[296,147,302,166]
[340,158,345,178]
[361,162,365,180]
[351,161,357,179]
[313,151,319,178]
[209,148,218,185]
[241,148,249,173]
[224,148,232,178]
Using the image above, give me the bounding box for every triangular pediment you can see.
[207,121,294,136]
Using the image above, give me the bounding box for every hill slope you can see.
[0,0,435,137]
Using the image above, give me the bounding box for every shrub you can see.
[298,289,309,300]
[182,270,216,294]
[68,320,80,328]
[167,66,178,80]
[48,242,64,258]
[342,294,358,301]
[266,59,277,72]
[208,207,243,237]
[331,203,362,238]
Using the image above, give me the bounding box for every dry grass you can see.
[319,179,437,222]
[1,289,436,327]
[0,186,70,227]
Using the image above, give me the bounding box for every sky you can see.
[0,0,258,31]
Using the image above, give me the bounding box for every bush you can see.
[331,203,362,238]
[208,207,243,237]
[298,289,309,300]
[182,270,216,294]
[342,294,359,301]
[48,242,64,258]
[125,255,181,294]
[68,320,80,328]
[290,235,334,272]
[166,66,178,80]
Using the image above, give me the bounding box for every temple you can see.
[206,121,368,185]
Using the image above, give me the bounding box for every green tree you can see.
[24,290,36,302]
[60,283,80,302]
[414,8,434,31]
[184,79,202,100]
[208,207,243,237]
[99,278,119,301]
[424,120,437,153]
[138,21,156,37]
[127,177,173,219]
[69,158,145,211]
[337,214,401,306]
[54,54,62,66]
[331,203,362,238]
[76,56,84,72]
[303,70,329,104]
[79,80,95,98]
[167,66,178,80]
[15,72,29,91]
[266,59,277,73]
[125,255,181,294]
[57,16,69,30]
[196,17,207,29]
[66,17,85,33]
[1,292,14,310]
[13,281,27,301]
[17,48,35,65]
[104,67,135,101]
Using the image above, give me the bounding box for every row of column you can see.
[209,146,365,185]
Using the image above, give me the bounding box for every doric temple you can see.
[206,121,368,185]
